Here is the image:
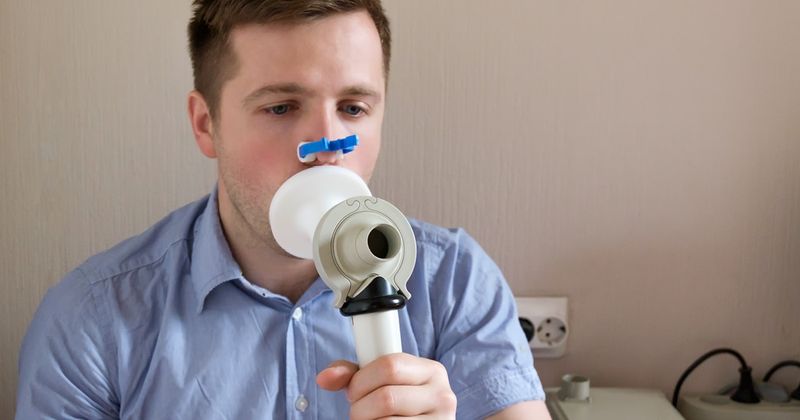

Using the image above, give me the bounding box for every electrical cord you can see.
[763,359,800,401]
[672,348,760,407]
[763,360,800,382]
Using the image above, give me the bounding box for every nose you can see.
[313,149,343,165]
[301,108,350,165]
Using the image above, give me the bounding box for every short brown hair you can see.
[188,0,391,120]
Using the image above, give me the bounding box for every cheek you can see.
[361,138,381,164]
[251,150,305,190]
[218,137,298,197]
[352,119,382,166]
[223,119,299,171]
[347,134,380,178]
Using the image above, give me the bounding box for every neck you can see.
[216,183,318,303]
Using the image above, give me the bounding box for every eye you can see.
[265,104,293,115]
[340,104,366,117]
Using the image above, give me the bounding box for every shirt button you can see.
[295,395,309,412]
[292,307,303,321]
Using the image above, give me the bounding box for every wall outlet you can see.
[515,297,568,359]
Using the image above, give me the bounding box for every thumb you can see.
[316,360,359,391]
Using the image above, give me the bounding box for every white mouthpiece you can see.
[269,166,371,259]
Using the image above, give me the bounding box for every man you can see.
[17,1,549,418]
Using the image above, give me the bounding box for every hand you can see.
[316,353,457,419]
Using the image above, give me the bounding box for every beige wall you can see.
[2,0,799,416]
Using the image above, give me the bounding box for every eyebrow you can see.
[241,83,382,107]
[339,86,381,100]
[242,83,308,107]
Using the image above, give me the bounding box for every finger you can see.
[350,384,451,420]
[347,353,446,403]
[376,416,442,420]
[316,360,359,391]
[377,418,439,420]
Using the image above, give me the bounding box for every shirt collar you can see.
[189,185,334,313]
[190,185,243,313]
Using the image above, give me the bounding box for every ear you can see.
[188,90,217,158]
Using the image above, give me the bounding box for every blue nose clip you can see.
[297,134,359,163]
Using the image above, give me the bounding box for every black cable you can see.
[763,360,800,382]
[671,348,759,407]
[763,360,800,401]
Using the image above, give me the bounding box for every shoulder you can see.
[19,195,215,415]
[78,195,210,284]
[404,218,510,331]
[408,218,490,264]
[25,194,211,341]
[404,221,545,419]
[20,194,212,373]
[408,218,503,287]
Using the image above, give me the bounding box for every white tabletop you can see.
[545,387,685,420]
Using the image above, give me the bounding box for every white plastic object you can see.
[351,310,402,366]
[718,381,792,403]
[558,374,591,402]
[314,196,416,367]
[679,395,800,420]
[313,196,415,308]
[269,166,371,259]
[546,387,684,420]
[270,167,416,368]
[515,297,568,358]
[297,141,315,163]
[297,141,344,163]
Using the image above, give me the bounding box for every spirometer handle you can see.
[339,276,407,367]
[351,309,403,367]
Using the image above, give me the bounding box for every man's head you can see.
[186,0,390,257]
[188,0,391,121]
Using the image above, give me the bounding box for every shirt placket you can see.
[286,305,312,419]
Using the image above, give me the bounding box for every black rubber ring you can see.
[339,276,407,316]
[340,295,406,316]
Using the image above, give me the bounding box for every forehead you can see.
[227,11,384,92]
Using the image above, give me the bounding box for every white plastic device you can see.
[679,395,800,420]
[546,386,684,420]
[269,166,371,260]
[350,310,402,366]
[269,166,416,366]
[515,297,569,358]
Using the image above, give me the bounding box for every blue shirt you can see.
[17,187,545,419]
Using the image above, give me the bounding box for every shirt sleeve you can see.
[430,229,545,420]
[16,268,120,419]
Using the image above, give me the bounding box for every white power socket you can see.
[515,297,568,359]
[680,395,800,420]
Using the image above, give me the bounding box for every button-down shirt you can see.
[17,187,544,419]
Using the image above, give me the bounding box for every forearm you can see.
[486,400,551,420]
